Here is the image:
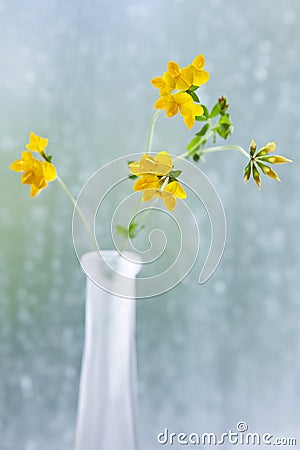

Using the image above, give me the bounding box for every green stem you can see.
[119,197,159,252]
[147,110,161,153]
[56,175,98,250]
[178,144,250,160]
[119,198,143,252]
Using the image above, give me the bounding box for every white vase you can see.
[74,251,142,450]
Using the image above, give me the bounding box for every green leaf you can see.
[128,221,137,237]
[188,91,200,103]
[116,225,129,237]
[128,220,145,238]
[196,123,210,137]
[201,104,210,119]
[193,153,200,162]
[128,174,138,180]
[186,85,199,92]
[195,115,207,122]
[210,102,220,118]
[127,160,134,165]
[169,170,182,178]
[186,135,200,151]
[215,114,233,139]
[45,154,52,163]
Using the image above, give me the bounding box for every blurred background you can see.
[1,0,300,448]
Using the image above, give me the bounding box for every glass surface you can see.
[0,0,299,448]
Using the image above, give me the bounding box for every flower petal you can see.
[160,72,176,95]
[139,155,157,174]
[129,160,142,175]
[133,174,160,191]
[192,103,204,116]
[155,151,173,175]
[192,54,205,70]
[30,184,42,198]
[184,115,195,129]
[165,101,179,117]
[150,77,164,88]
[191,68,210,86]
[154,96,168,110]
[26,131,49,153]
[142,189,157,202]
[175,67,194,91]
[10,159,26,172]
[163,194,176,211]
[164,181,187,199]
[167,61,180,77]
[10,151,34,172]
[42,161,57,181]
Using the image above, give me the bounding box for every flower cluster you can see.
[151,54,209,129]
[10,132,57,197]
[129,151,186,211]
[9,54,293,248]
[244,140,292,189]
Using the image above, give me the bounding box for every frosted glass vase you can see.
[74,251,141,450]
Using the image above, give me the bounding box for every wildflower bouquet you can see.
[10,53,292,257]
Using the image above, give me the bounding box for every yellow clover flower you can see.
[10,150,57,197]
[150,61,193,96]
[26,131,49,154]
[150,54,210,129]
[151,55,209,94]
[129,151,173,176]
[166,61,194,91]
[157,181,187,211]
[133,176,186,211]
[132,174,161,202]
[154,92,204,129]
[130,151,187,211]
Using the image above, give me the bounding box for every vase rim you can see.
[81,250,142,281]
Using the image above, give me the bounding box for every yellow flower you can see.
[188,54,210,87]
[129,151,187,210]
[150,54,209,129]
[154,92,204,129]
[10,151,57,197]
[167,61,194,91]
[132,174,161,202]
[26,131,49,154]
[150,72,176,96]
[150,61,194,95]
[133,176,186,211]
[150,54,210,93]
[158,181,187,211]
[129,151,173,176]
